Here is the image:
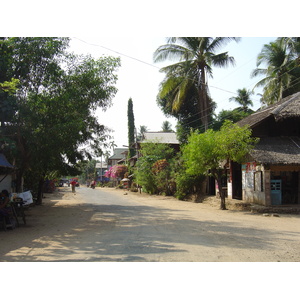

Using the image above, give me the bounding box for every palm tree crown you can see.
[154,37,239,131]
[251,38,300,105]
[161,120,173,132]
[229,88,253,111]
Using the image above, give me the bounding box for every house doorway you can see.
[231,162,242,200]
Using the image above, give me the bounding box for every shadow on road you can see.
[1,190,296,262]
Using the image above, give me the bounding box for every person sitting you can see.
[90,180,96,189]
[0,190,15,229]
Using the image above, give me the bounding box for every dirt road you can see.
[1,186,300,262]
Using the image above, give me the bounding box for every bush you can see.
[170,153,206,200]
[135,142,175,195]
[175,172,206,200]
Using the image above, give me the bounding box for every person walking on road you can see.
[70,180,77,193]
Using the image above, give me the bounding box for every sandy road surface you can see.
[1,186,300,262]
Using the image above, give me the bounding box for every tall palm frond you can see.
[154,37,239,130]
[251,38,300,104]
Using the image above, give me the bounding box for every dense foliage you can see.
[154,37,239,133]
[182,121,258,209]
[0,37,120,202]
[134,142,175,195]
[251,37,300,105]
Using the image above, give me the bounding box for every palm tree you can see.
[136,125,148,141]
[279,37,300,96]
[161,120,173,132]
[154,37,240,130]
[229,88,253,111]
[251,38,300,105]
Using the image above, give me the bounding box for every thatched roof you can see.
[250,136,300,165]
[238,91,300,128]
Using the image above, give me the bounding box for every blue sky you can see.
[70,37,275,150]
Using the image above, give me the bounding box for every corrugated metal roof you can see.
[142,132,179,144]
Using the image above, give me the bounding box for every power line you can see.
[73,37,160,69]
[73,36,300,129]
[72,37,253,99]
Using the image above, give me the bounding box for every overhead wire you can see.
[72,37,253,99]
[73,37,161,69]
[73,37,300,130]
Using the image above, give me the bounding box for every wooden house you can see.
[107,148,128,167]
[228,92,300,206]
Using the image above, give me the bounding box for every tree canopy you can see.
[0,37,120,201]
[154,37,239,131]
[135,141,175,194]
[182,121,258,209]
[251,37,300,105]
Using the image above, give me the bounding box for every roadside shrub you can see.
[171,153,206,200]
[135,142,175,195]
[174,172,202,200]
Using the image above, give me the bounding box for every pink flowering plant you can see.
[104,165,128,179]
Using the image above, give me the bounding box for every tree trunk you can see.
[15,169,24,193]
[198,68,209,131]
[36,176,45,205]
[215,171,227,210]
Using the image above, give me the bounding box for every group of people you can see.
[86,180,96,189]
[69,179,98,193]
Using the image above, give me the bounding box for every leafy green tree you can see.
[211,107,254,131]
[154,37,239,130]
[77,159,98,183]
[0,37,120,203]
[170,152,205,200]
[0,39,19,129]
[157,83,216,144]
[127,98,136,158]
[182,121,258,210]
[135,141,174,194]
[0,78,19,94]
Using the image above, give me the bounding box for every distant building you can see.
[95,161,108,182]
[139,131,180,152]
[107,148,128,167]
